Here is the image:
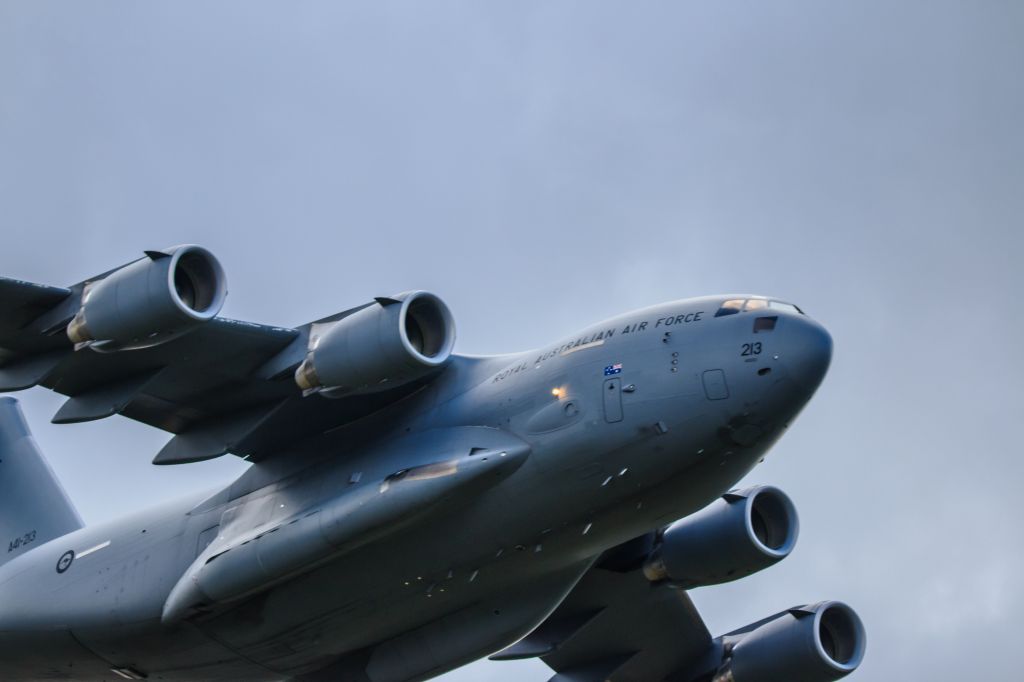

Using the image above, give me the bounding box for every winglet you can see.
[144,249,172,260]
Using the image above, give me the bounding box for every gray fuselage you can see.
[0,295,832,681]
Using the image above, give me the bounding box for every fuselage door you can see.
[603,378,623,423]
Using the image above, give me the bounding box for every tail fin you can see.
[0,397,82,568]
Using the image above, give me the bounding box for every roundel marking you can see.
[56,550,75,574]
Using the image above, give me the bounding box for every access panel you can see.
[603,378,623,423]
[702,369,729,400]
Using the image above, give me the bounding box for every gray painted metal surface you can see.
[0,398,83,568]
[0,252,863,681]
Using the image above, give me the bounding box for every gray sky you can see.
[2,2,1021,679]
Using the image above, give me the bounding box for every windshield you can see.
[714,298,804,317]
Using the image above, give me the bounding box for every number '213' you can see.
[741,342,762,356]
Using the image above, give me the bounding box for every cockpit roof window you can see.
[715,298,804,317]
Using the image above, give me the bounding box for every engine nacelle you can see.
[713,601,866,682]
[66,245,226,351]
[294,291,455,396]
[643,485,798,588]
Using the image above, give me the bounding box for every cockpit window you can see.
[715,298,804,317]
[714,299,745,317]
[769,300,803,314]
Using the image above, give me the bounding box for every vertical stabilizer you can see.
[0,397,82,568]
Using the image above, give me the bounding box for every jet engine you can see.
[712,601,866,682]
[294,291,456,396]
[643,485,798,588]
[66,245,226,351]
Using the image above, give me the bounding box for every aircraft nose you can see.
[781,316,833,394]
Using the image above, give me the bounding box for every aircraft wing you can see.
[0,277,74,334]
[492,550,714,681]
[0,273,407,464]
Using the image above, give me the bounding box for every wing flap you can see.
[51,371,160,424]
[152,402,288,465]
[0,350,67,391]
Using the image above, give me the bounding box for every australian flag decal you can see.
[604,363,623,376]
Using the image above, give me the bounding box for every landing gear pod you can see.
[66,245,227,351]
[713,601,866,682]
[643,485,798,588]
[294,291,456,396]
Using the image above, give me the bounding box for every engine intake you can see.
[294,291,455,396]
[66,245,226,351]
[713,601,866,682]
[643,485,798,588]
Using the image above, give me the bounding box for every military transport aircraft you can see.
[0,245,864,681]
